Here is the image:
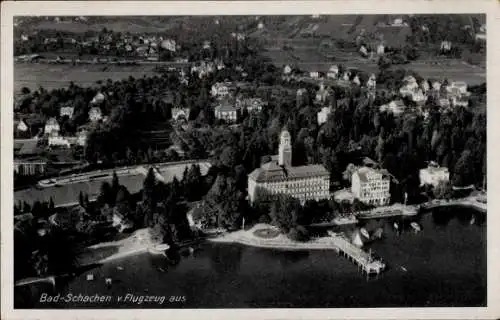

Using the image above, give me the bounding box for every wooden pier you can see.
[330,234,386,276]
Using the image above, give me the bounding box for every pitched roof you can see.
[354,166,389,183]
[249,161,329,183]
[215,101,237,112]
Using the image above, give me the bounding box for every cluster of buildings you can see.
[379,76,470,117]
[248,129,452,208]
[210,81,268,123]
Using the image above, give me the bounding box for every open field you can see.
[14,63,158,92]
[16,17,182,34]
[265,49,486,84]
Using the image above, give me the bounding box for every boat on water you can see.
[333,215,359,225]
[373,228,384,239]
[360,227,370,239]
[470,216,476,225]
[116,266,124,271]
[352,231,364,248]
[401,266,408,272]
[393,222,399,230]
[410,222,421,232]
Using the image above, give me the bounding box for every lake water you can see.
[16,208,486,308]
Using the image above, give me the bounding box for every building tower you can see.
[278,127,292,167]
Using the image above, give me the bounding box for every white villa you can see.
[89,107,103,122]
[44,117,60,135]
[327,65,339,79]
[351,166,391,206]
[419,162,450,188]
[317,106,332,126]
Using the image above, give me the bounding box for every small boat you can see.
[373,228,384,239]
[360,227,370,239]
[86,274,94,281]
[188,247,195,254]
[393,222,399,230]
[158,267,165,272]
[401,266,407,272]
[116,266,124,271]
[410,222,421,232]
[352,231,364,248]
[470,216,476,225]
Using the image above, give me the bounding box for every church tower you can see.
[278,127,292,167]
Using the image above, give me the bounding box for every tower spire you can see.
[278,126,292,167]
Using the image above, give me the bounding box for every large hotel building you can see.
[248,128,330,204]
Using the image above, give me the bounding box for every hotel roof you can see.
[249,161,329,183]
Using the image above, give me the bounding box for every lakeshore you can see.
[16,207,485,308]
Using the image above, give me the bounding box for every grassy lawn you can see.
[253,228,281,239]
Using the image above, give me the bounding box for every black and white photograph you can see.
[1,1,498,319]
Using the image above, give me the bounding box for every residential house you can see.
[451,96,469,108]
[376,43,385,55]
[211,82,231,99]
[439,98,451,109]
[392,18,405,27]
[315,83,331,104]
[366,74,376,90]
[352,75,361,86]
[440,41,452,52]
[283,65,292,76]
[89,107,103,122]
[215,101,238,123]
[420,80,430,93]
[236,97,266,113]
[60,105,75,119]
[327,65,339,79]
[317,106,332,126]
[379,100,406,116]
[77,129,88,147]
[475,33,486,41]
[310,71,320,79]
[342,71,351,81]
[112,208,134,233]
[48,135,71,148]
[351,166,391,206]
[419,162,449,188]
[17,119,29,132]
[14,160,46,176]
[447,81,468,95]
[412,89,427,104]
[44,117,60,135]
[186,204,205,230]
[432,81,442,92]
[171,107,190,121]
[91,92,105,105]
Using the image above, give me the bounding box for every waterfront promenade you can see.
[210,224,386,276]
[356,194,487,219]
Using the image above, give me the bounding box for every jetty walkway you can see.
[329,233,386,276]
